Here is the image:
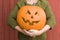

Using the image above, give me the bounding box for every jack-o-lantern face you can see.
[22,10,40,25]
[17,6,46,30]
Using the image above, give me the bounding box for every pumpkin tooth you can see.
[22,17,39,25]
[33,21,40,23]
[29,22,34,25]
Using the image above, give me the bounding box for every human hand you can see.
[15,26,35,37]
[23,29,36,37]
[15,25,50,37]
[28,30,42,37]
[28,25,50,36]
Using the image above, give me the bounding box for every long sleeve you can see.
[7,0,26,29]
[7,4,19,29]
[44,1,56,29]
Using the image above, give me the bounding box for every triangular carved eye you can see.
[35,12,38,15]
[26,10,31,14]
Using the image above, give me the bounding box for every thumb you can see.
[23,29,31,34]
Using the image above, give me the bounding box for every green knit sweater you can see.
[7,0,56,40]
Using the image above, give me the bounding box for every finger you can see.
[30,34,36,38]
[23,29,36,37]
[23,29,28,33]
[23,29,29,33]
[23,29,33,35]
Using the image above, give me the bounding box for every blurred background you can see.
[0,0,59,40]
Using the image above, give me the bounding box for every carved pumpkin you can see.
[17,6,46,30]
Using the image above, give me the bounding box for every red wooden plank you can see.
[8,0,18,40]
[3,0,10,40]
[14,31,18,40]
[0,0,2,40]
[47,0,60,40]
[3,0,17,40]
[46,0,56,40]
[2,0,18,40]
[52,0,60,40]
[0,0,2,33]
[0,0,5,40]
[9,0,17,40]
[14,0,18,40]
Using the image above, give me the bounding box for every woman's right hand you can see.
[22,29,36,37]
[15,26,35,37]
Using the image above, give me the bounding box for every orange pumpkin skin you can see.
[17,6,46,30]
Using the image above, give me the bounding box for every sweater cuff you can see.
[46,24,53,30]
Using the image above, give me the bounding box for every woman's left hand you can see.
[28,30,42,37]
[28,25,50,37]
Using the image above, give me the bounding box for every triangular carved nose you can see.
[31,16,33,19]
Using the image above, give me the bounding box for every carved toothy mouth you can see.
[22,17,39,25]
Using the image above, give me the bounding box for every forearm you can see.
[15,26,35,37]
[15,26,24,33]
[7,5,19,29]
[39,25,50,34]
[45,1,56,29]
[28,25,50,36]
